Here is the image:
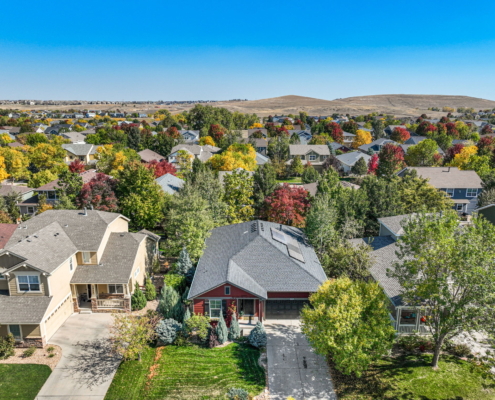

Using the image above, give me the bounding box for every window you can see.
[69,257,73,271]
[109,284,124,294]
[82,252,91,264]
[444,188,454,197]
[17,275,40,292]
[27,207,35,214]
[466,188,478,197]
[79,157,84,161]
[309,154,317,161]
[0,274,5,280]
[209,299,222,318]
[134,267,140,278]
[224,286,231,295]
[47,191,56,200]
[456,203,464,211]
[300,155,305,160]
[8,325,22,340]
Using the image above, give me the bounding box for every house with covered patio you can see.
[188,220,327,321]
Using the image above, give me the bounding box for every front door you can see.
[87,284,92,300]
[239,299,255,316]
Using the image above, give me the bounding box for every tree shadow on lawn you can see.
[232,343,266,389]
[65,338,122,390]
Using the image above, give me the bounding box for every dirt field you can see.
[3,94,495,117]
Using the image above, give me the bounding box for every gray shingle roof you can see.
[378,214,415,237]
[289,145,330,156]
[188,220,326,299]
[62,144,98,156]
[0,184,34,196]
[138,149,165,162]
[398,167,483,189]
[335,151,371,167]
[256,153,269,165]
[71,232,146,284]
[155,173,184,195]
[0,295,52,324]
[404,136,426,145]
[350,237,404,306]
[358,138,398,153]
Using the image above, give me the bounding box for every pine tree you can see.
[228,313,240,341]
[131,281,147,311]
[301,163,320,184]
[351,157,368,176]
[127,126,141,151]
[290,156,304,177]
[175,247,193,276]
[248,322,267,348]
[158,285,180,319]
[144,275,156,301]
[216,313,229,344]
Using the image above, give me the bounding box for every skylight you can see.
[271,228,305,262]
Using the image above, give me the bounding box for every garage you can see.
[265,300,308,319]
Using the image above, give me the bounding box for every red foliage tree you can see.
[445,123,459,138]
[165,126,180,139]
[367,153,379,175]
[390,127,410,143]
[146,159,177,178]
[376,144,405,177]
[440,116,450,123]
[444,143,464,163]
[262,184,310,228]
[433,153,444,165]
[208,124,225,142]
[477,136,495,155]
[77,173,119,212]
[69,159,86,173]
[416,121,437,136]
[482,125,493,135]
[325,122,344,144]
[273,126,289,137]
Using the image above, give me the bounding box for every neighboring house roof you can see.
[138,149,165,163]
[179,130,200,142]
[170,145,221,162]
[300,182,318,196]
[289,145,330,156]
[62,144,98,157]
[340,180,361,189]
[0,184,34,197]
[358,138,398,153]
[0,224,18,249]
[397,167,483,189]
[399,144,445,156]
[36,170,104,191]
[7,142,24,148]
[256,153,269,165]
[378,214,415,237]
[350,236,404,306]
[0,295,52,324]
[248,128,268,137]
[137,229,161,241]
[335,151,371,167]
[188,220,327,300]
[240,138,268,148]
[404,136,427,145]
[61,131,86,143]
[71,232,147,284]
[155,173,184,195]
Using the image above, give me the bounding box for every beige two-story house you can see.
[288,145,330,172]
[0,210,158,347]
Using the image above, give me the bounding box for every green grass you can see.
[0,364,52,400]
[276,177,302,184]
[332,353,495,400]
[105,343,265,400]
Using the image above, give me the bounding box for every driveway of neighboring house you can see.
[36,313,120,400]
[265,319,337,400]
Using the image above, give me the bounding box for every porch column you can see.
[91,284,98,312]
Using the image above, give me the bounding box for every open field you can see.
[4,94,495,118]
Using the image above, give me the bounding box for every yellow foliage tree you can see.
[0,133,14,145]
[0,148,29,180]
[26,143,67,173]
[250,122,264,129]
[199,136,216,146]
[95,144,127,175]
[209,143,257,171]
[352,130,373,149]
[0,155,10,182]
[449,145,478,169]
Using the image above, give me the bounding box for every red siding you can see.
[198,284,257,298]
[193,299,205,314]
[267,292,310,299]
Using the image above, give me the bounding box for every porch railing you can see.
[96,299,125,309]
[397,324,429,335]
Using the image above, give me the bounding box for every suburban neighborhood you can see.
[0,103,495,400]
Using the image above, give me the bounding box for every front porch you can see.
[71,283,131,313]
[394,307,429,335]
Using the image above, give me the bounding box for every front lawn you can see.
[276,177,302,184]
[105,343,265,400]
[332,353,495,400]
[0,364,52,400]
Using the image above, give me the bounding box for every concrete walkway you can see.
[265,319,337,400]
[36,313,120,400]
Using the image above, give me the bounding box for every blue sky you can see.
[1,0,495,101]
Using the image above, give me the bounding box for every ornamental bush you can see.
[228,313,240,341]
[208,327,220,348]
[131,281,147,311]
[184,314,210,343]
[164,273,186,294]
[227,387,249,400]
[216,313,228,344]
[144,275,157,301]
[175,247,193,276]
[158,285,183,321]
[248,322,267,348]
[156,318,182,345]
[0,333,15,360]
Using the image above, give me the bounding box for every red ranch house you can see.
[188,220,326,321]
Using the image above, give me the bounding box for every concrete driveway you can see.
[36,313,120,400]
[265,319,337,400]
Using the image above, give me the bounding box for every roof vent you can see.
[33,235,38,238]
[64,224,68,227]
[250,222,257,233]
[260,223,264,231]
[82,207,87,216]
[120,233,125,237]
[26,239,31,242]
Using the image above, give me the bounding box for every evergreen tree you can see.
[253,162,278,213]
[175,247,193,276]
[351,157,368,175]
[289,132,301,144]
[216,313,229,344]
[301,163,319,183]
[131,281,147,311]
[144,275,156,301]
[158,285,181,319]
[248,322,267,348]
[228,313,240,341]
[371,119,386,139]
[290,156,304,177]
[127,126,141,151]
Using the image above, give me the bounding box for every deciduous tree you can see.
[262,183,310,227]
[352,130,372,149]
[77,173,119,211]
[376,143,405,177]
[390,127,410,143]
[110,313,155,361]
[223,169,255,223]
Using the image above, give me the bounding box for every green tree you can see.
[144,275,157,301]
[290,156,304,177]
[301,277,395,377]
[477,188,495,208]
[390,212,495,368]
[216,313,228,344]
[350,157,368,175]
[131,281,147,311]
[56,170,83,204]
[110,313,155,361]
[267,135,290,160]
[158,285,182,321]
[127,126,141,151]
[289,132,301,144]
[405,139,439,166]
[26,133,48,146]
[223,169,254,223]
[175,247,193,276]
[228,313,240,340]
[321,241,372,280]
[252,162,278,213]
[305,192,339,256]
[116,161,165,229]
[28,170,57,188]
[371,119,386,139]
[301,163,319,184]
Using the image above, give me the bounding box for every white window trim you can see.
[109,284,124,294]
[134,267,140,278]
[82,252,91,264]
[15,271,42,293]
[455,203,464,211]
[209,299,222,318]
[309,154,317,161]
[8,324,22,340]
[69,257,74,272]
[466,188,478,198]
[224,286,231,295]
[444,188,454,197]
[0,274,5,280]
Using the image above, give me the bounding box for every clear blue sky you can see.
[2,0,495,101]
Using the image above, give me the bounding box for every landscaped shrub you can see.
[145,309,161,330]
[159,285,182,321]
[164,273,186,294]
[23,346,36,358]
[46,346,55,353]
[184,314,210,343]
[208,328,220,348]
[131,281,147,311]
[175,247,193,276]
[226,303,236,327]
[397,334,433,353]
[226,387,249,400]
[183,308,191,324]
[248,322,267,348]
[156,319,182,345]
[229,313,241,341]
[450,343,472,358]
[216,313,228,344]
[144,275,157,301]
[0,334,15,360]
